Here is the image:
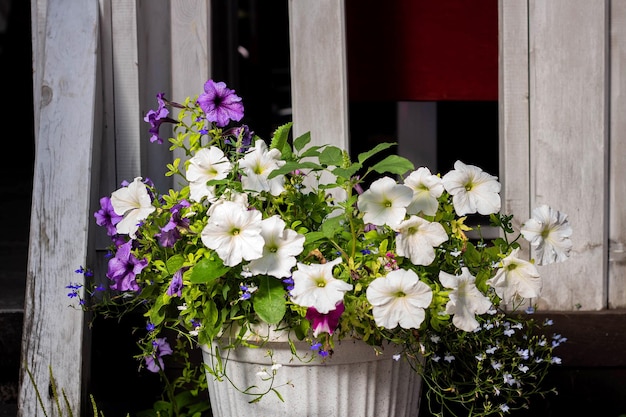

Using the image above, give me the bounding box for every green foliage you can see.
[70,80,571,415]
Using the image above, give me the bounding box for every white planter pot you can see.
[201,331,422,417]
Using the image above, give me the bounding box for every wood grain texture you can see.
[288,0,349,150]
[18,0,99,415]
[608,1,626,308]
[170,0,210,174]
[111,0,142,183]
[502,1,609,311]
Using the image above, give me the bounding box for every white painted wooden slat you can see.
[30,0,47,138]
[608,1,626,308]
[170,0,211,174]
[137,0,174,192]
[95,0,119,253]
[287,0,349,151]
[18,0,99,415]
[111,0,142,183]
[499,0,531,233]
[527,0,608,311]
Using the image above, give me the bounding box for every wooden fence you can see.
[19,0,625,415]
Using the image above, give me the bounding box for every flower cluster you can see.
[76,79,573,416]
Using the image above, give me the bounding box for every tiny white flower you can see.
[357,176,413,226]
[491,360,502,370]
[393,354,401,361]
[518,364,529,373]
[403,167,444,216]
[441,160,501,216]
[521,205,573,265]
[271,363,282,371]
[503,373,517,386]
[504,328,515,337]
[450,248,462,257]
[111,177,156,238]
[500,404,510,413]
[486,345,498,354]
[430,335,441,343]
[444,353,455,363]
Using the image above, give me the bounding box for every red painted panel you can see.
[346,0,498,101]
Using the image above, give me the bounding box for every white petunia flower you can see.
[111,177,156,238]
[239,139,286,196]
[207,188,249,215]
[200,201,264,266]
[290,258,352,314]
[394,216,448,266]
[357,176,413,227]
[404,167,444,216]
[441,160,501,216]
[186,146,233,202]
[248,215,305,278]
[366,269,433,329]
[439,267,492,331]
[487,248,542,304]
[521,205,573,265]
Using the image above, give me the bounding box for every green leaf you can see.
[293,131,311,151]
[318,146,344,166]
[357,142,396,164]
[149,295,168,325]
[268,161,323,179]
[371,155,414,176]
[189,256,229,284]
[166,254,185,274]
[321,215,343,239]
[270,122,293,158]
[304,231,326,245]
[253,276,287,324]
[332,164,361,180]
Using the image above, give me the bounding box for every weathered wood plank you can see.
[609,1,626,308]
[287,0,349,150]
[499,0,531,231]
[18,0,99,415]
[111,0,142,183]
[137,0,174,191]
[30,0,47,138]
[528,0,608,311]
[170,0,211,173]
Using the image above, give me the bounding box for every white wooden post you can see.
[18,0,99,415]
[501,0,609,311]
[288,0,349,151]
[609,1,626,308]
[170,0,211,173]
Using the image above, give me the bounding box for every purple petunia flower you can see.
[155,200,191,247]
[106,241,147,292]
[166,268,186,297]
[94,197,123,237]
[145,337,173,373]
[225,124,254,152]
[197,80,244,127]
[144,93,175,144]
